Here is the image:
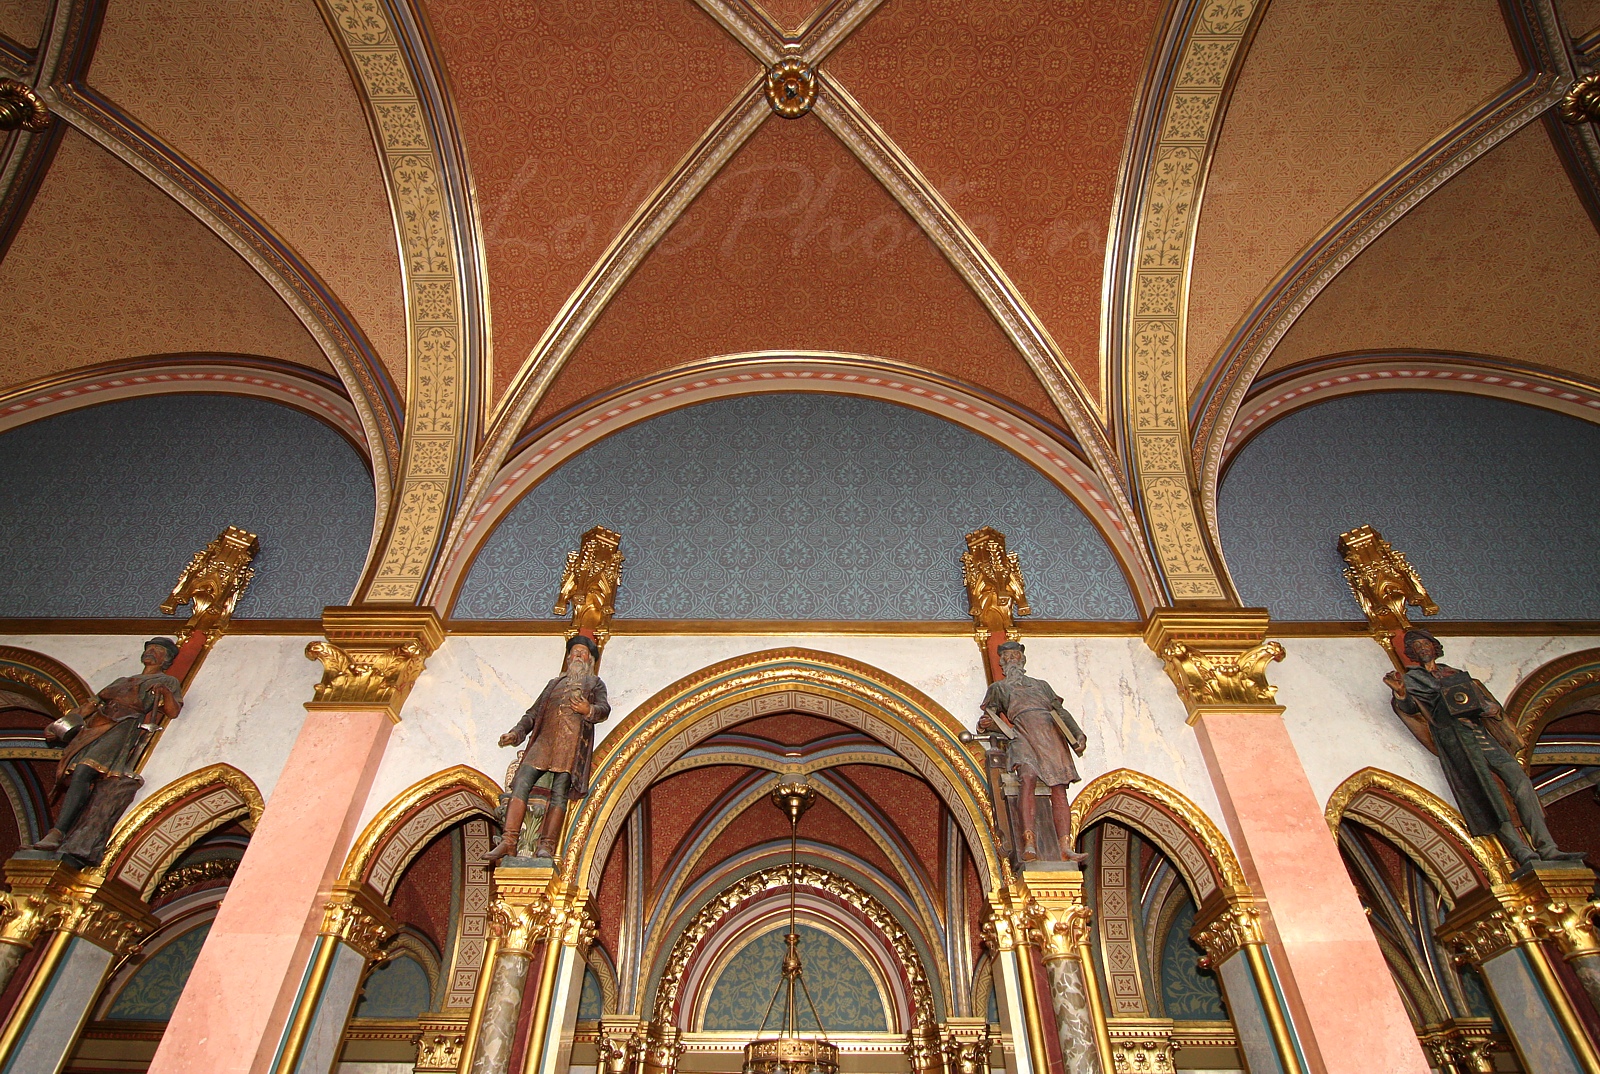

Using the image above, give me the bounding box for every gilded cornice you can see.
[35,0,403,516]
[564,648,999,895]
[429,81,769,611]
[1143,609,1285,717]
[1109,0,1270,602]
[318,0,485,604]
[1192,0,1568,549]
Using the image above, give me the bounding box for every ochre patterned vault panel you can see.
[528,115,1057,430]
[0,130,329,383]
[825,0,1165,397]
[460,394,1135,620]
[421,0,758,402]
[1219,391,1600,620]
[0,395,374,618]
[1184,0,1519,390]
[1264,123,1600,385]
[89,0,409,389]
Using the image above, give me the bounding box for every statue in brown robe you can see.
[977,640,1089,863]
[485,635,610,864]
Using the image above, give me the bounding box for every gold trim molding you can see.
[1070,768,1249,898]
[340,764,500,896]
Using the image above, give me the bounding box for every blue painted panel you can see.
[354,954,432,1019]
[1159,898,1227,1021]
[107,922,210,1021]
[702,924,888,1032]
[0,395,373,618]
[458,395,1134,620]
[579,967,603,1021]
[1219,392,1600,620]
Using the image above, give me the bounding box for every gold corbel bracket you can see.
[1335,524,1437,672]
[554,526,624,654]
[305,607,445,720]
[1189,892,1268,965]
[0,861,156,956]
[161,526,261,648]
[322,880,398,960]
[1143,609,1285,720]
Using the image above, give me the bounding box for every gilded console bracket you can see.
[1142,610,1284,720]
[304,606,445,720]
[963,526,1031,675]
[1336,525,1438,673]
[554,526,624,653]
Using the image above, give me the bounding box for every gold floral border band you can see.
[320,0,481,603]
[1117,0,1267,602]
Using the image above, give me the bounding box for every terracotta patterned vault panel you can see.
[527,114,1056,429]
[89,0,409,392]
[1185,0,1520,394]
[421,0,759,402]
[0,128,328,383]
[1264,122,1600,383]
[823,0,1167,399]
[0,0,47,51]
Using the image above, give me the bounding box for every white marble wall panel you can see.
[0,632,319,808]
[1271,635,1600,809]
[363,635,1224,842]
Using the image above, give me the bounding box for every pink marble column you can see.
[147,705,392,1074]
[1192,708,1429,1074]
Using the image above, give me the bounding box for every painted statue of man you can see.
[35,637,183,853]
[1385,628,1585,868]
[977,640,1089,863]
[485,634,610,864]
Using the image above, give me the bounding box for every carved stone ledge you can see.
[305,607,444,719]
[1143,610,1285,719]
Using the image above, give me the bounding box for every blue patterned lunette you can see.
[457,395,1135,620]
[107,922,211,1021]
[701,924,889,1032]
[0,395,374,618]
[1219,391,1600,620]
[1159,899,1227,1021]
[354,954,434,1019]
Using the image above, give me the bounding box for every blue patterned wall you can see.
[702,924,889,1032]
[0,395,374,618]
[107,922,210,1021]
[354,955,433,1019]
[1219,392,1600,620]
[1159,900,1227,1021]
[458,395,1134,619]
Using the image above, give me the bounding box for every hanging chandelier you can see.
[742,781,840,1074]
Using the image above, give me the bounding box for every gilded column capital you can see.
[1438,889,1520,965]
[305,606,445,719]
[1143,610,1284,719]
[0,860,154,955]
[486,865,594,957]
[939,1020,995,1074]
[1190,896,1268,965]
[1496,865,1600,960]
[982,891,1029,954]
[597,1017,644,1074]
[1018,867,1094,962]
[321,881,398,960]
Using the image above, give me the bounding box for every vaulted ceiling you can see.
[2,0,1596,610]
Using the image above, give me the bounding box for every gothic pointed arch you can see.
[339,764,501,898]
[100,763,264,900]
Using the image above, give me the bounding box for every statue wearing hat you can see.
[977,640,1089,863]
[486,634,610,864]
[1385,628,1585,868]
[34,637,184,857]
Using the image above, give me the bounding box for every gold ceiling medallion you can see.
[1561,74,1600,124]
[0,80,49,133]
[765,58,817,118]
